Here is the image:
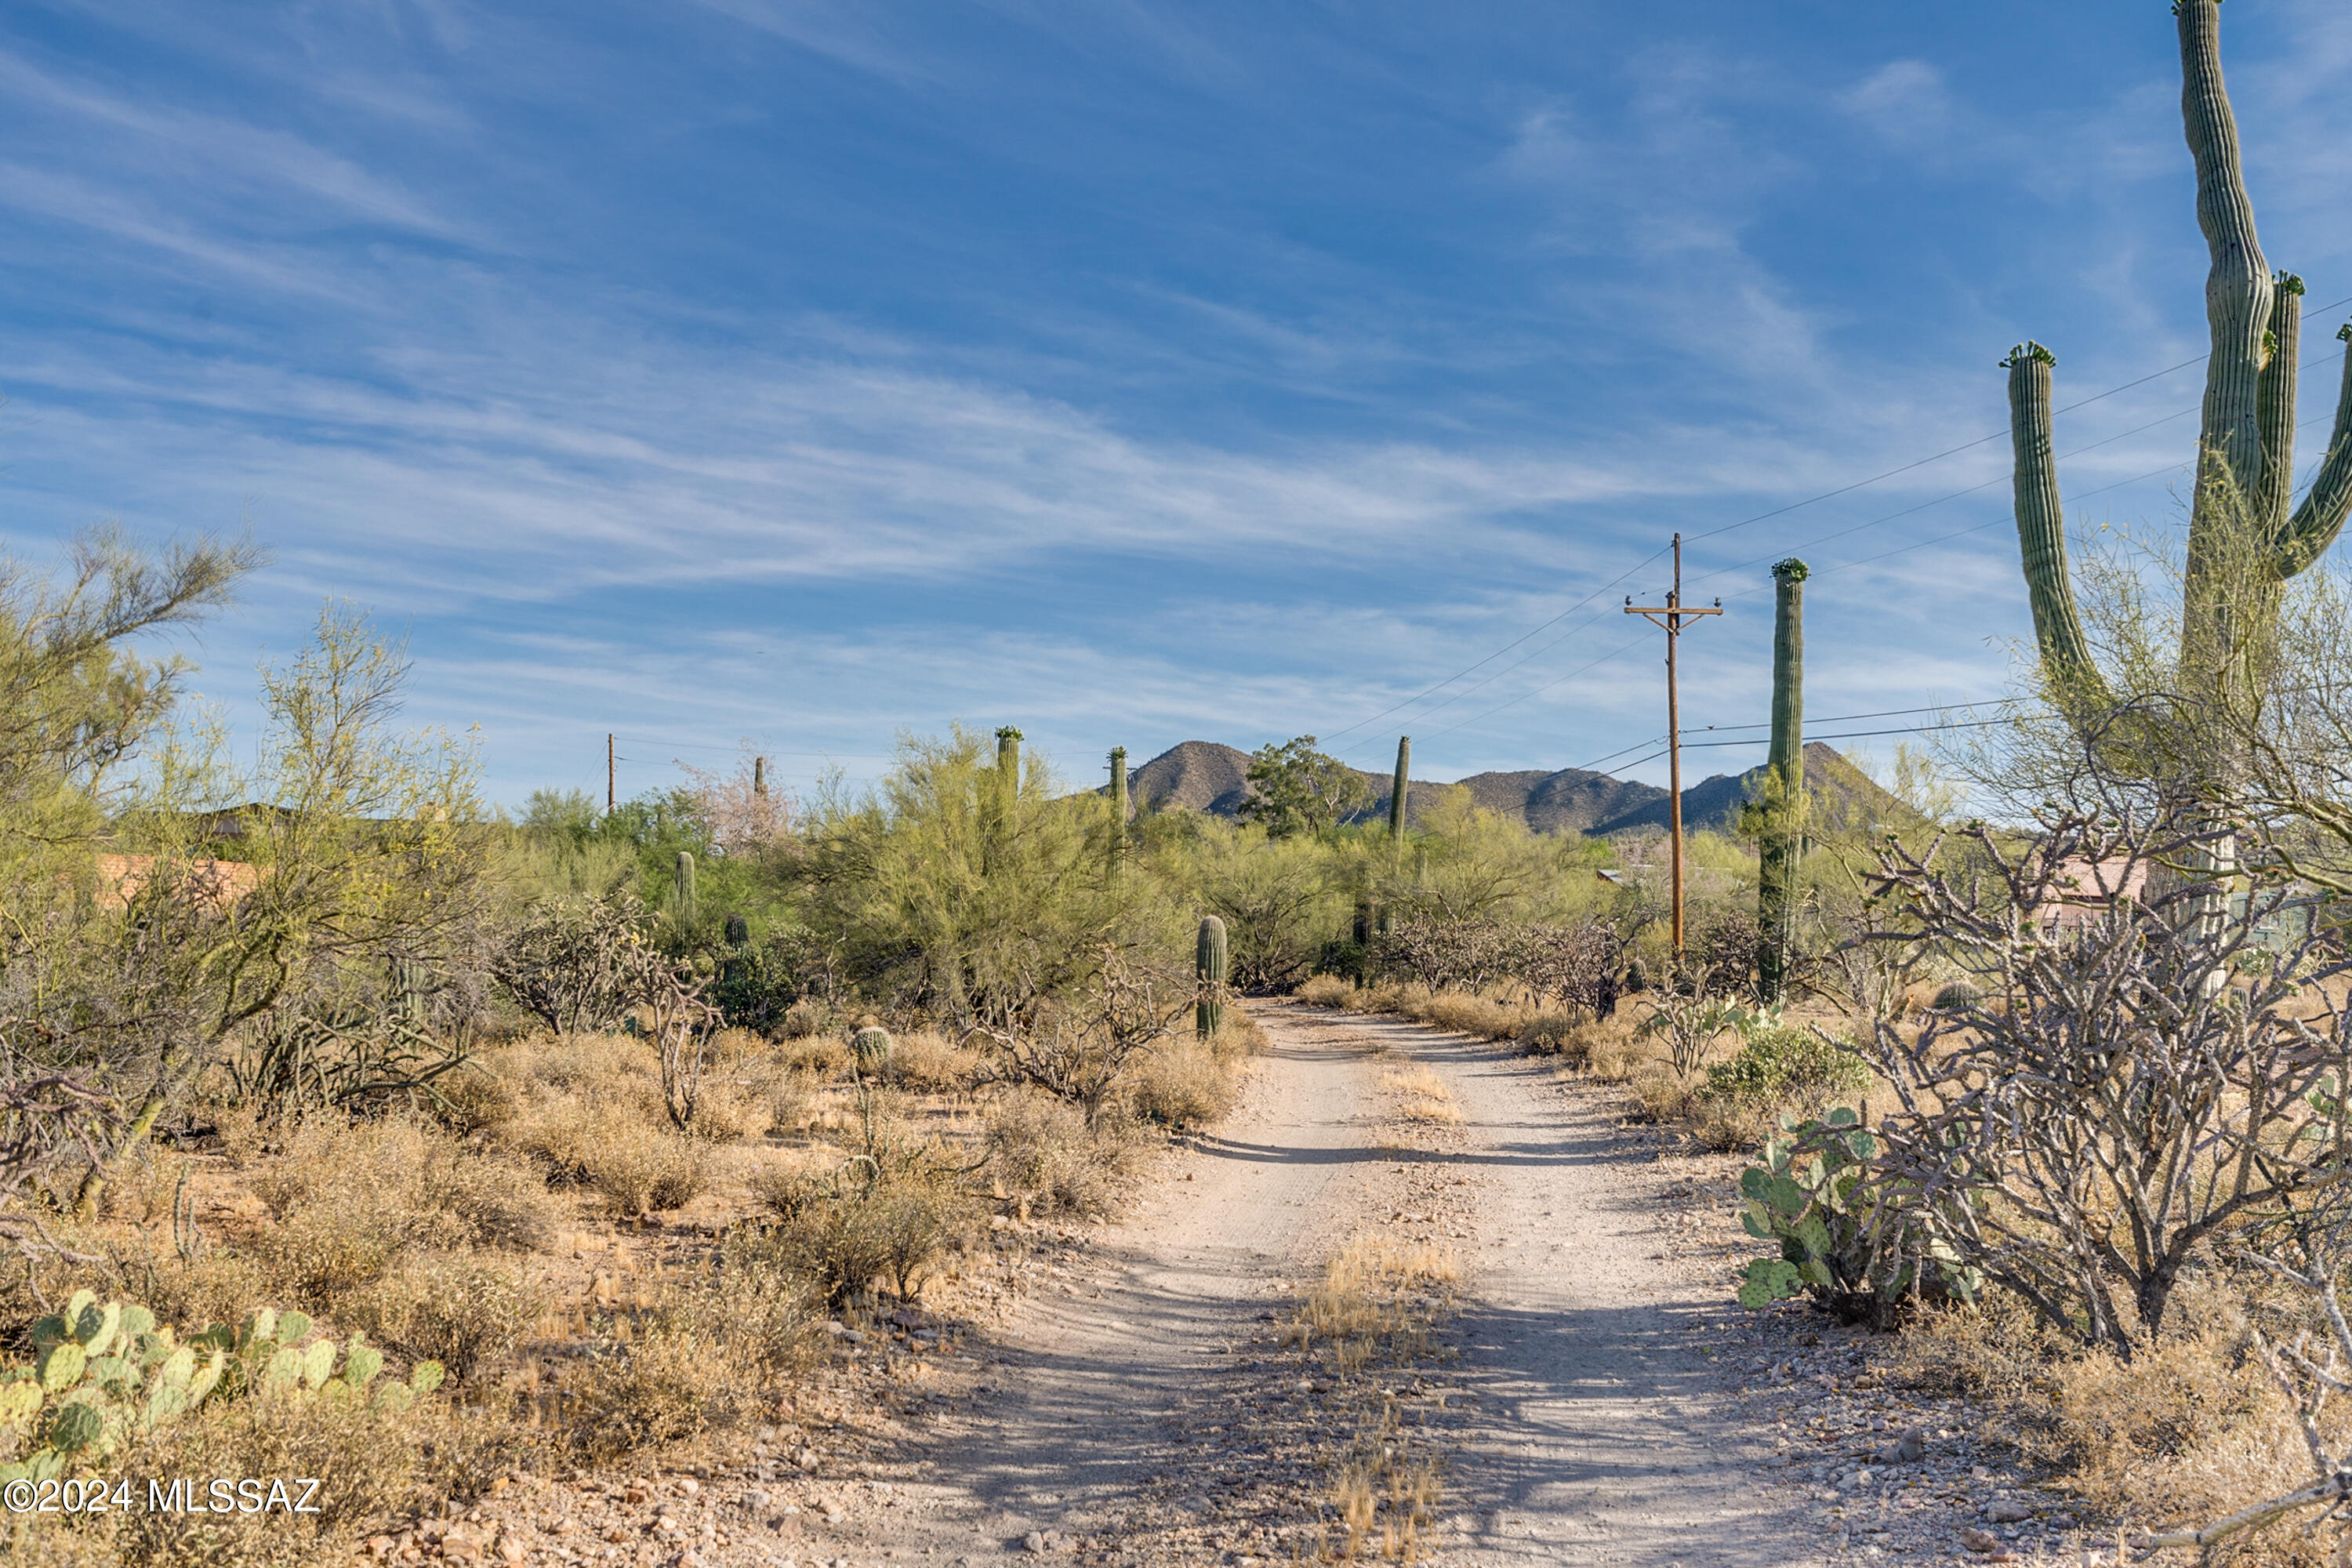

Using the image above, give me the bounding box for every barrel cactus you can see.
[1196,915,1229,1040]
[1931,980,1984,1014]
[851,1025,895,1073]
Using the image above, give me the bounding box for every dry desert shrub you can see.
[1297,974,1358,1008]
[244,1115,557,1300]
[1128,1037,1237,1128]
[342,1248,543,1382]
[503,1088,708,1214]
[1895,1288,2326,1559]
[881,1028,982,1092]
[983,1090,1127,1217]
[553,1235,815,1462]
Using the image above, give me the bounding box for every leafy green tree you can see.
[1236,736,1369,839]
[795,727,1181,1026]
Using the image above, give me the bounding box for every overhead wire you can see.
[1323,303,2352,757]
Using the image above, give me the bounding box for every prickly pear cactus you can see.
[0,1289,444,1486]
[1733,1109,1980,1314]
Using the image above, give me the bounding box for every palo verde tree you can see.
[2009,2,2352,735]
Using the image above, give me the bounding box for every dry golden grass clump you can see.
[1288,1234,1459,1564]
[505,1091,709,1214]
[880,1027,984,1092]
[232,1116,556,1382]
[1376,1066,1463,1126]
[1290,1235,1460,1377]
[1895,1286,2332,1559]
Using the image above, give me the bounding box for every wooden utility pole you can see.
[1624,533,1722,964]
[607,734,616,815]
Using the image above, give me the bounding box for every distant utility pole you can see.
[607,734,616,815]
[1624,532,1722,965]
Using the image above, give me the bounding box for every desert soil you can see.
[435,1004,2089,1568]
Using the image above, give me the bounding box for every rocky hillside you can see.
[1126,739,1905,837]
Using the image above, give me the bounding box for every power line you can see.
[1321,307,2352,753]
[1321,544,1670,746]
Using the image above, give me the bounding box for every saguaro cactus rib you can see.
[2254,277,2302,534]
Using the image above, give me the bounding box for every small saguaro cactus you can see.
[724,912,750,948]
[1108,746,1129,877]
[1196,915,1229,1040]
[753,756,768,797]
[1756,559,1808,1006]
[851,1022,895,1074]
[673,850,698,924]
[1388,736,1410,849]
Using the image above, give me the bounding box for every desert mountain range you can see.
[1125,739,1900,838]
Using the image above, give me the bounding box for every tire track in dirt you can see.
[1272,1003,1823,1568]
[805,1002,1820,1568]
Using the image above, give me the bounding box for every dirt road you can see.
[823,1001,1820,1568]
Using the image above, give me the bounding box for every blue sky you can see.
[4,1,2350,807]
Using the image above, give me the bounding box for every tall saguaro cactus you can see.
[1196,915,1228,1040]
[1108,746,1129,878]
[986,726,1023,874]
[2011,3,2352,717]
[673,851,697,926]
[1757,560,1808,1004]
[1388,736,1411,849]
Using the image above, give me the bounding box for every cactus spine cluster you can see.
[1196,915,1228,1040]
[2009,4,2352,717]
[1108,746,1129,878]
[1388,736,1410,850]
[1757,560,1807,1005]
[673,850,697,925]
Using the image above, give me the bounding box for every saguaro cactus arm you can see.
[2254,275,2303,533]
[2279,326,2352,575]
[2178,0,2270,516]
[2005,343,2103,699]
